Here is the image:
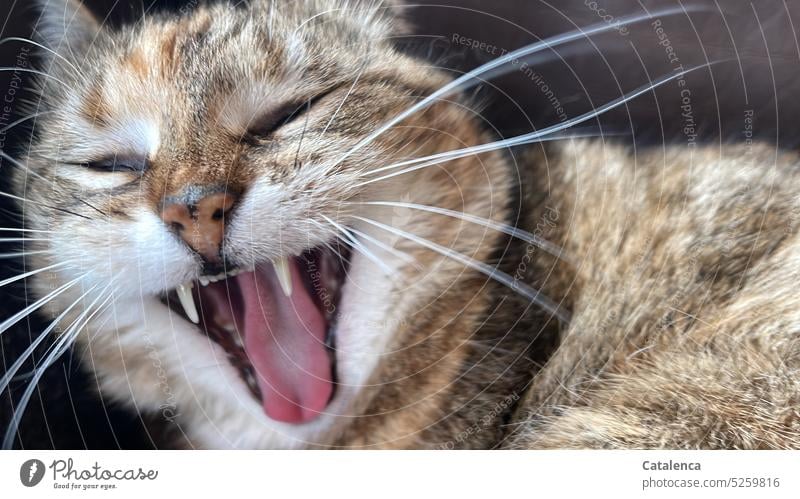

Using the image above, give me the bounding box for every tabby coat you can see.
[7,0,799,449]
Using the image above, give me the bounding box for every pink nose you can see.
[160,191,237,262]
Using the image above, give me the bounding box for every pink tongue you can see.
[236,261,332,424]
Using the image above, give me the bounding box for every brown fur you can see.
[507,141,800,449]
[12,0,799,449]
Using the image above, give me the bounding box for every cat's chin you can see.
[164,244,351,425]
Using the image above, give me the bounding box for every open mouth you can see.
[165,244,350,424]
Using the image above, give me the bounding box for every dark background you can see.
[1,0,798,448]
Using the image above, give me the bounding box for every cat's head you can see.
[18,0,514,447]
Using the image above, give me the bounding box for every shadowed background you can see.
[0,0,798,448]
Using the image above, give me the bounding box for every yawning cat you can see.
[2,0,798,449]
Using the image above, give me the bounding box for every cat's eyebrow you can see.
[67,117,161,162]
[218,82,342,137]
[111,118,161,157]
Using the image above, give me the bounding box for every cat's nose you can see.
[160,190,238,263]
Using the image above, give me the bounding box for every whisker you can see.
[72,296,118,367]
[0,250,52,259]
[362,128,609,179]
[319,61,367,138]
[71,194,108,218]
[293,99,313,169]
[0,260,72,289]
[309,218,414,268]
[0,37,84,82]
[307,219,351,259]
[0,273,87,338]
[327,5,701,170]
[357,130,610,187]
[321,215,395,276]
[0,228,54,234]
[358,61,718,190]
[345,225,422,270]
[2,286,114,449]
[0,282,103,397]
[352,201,571,264]
[0,150,49,183]
[317,239,348,262]
[0,67,69,88]
[0,238,51,243]
[0,188,93,221]
[351,216,570,324]
[0,151,107,223]
[454,40,611,95]
[0,110,52,136]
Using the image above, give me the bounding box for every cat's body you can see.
[2,0,798,449]
[510,141,800,449]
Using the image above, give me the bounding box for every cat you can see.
[1,0,797,449]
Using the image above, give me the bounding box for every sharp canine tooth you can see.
[176,282,199,324]
[199,277,210,287]
[273,257,293,297]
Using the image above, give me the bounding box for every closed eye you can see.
[77,156,149,173]
[245,89,336,140]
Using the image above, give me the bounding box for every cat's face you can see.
[18,0,511,447]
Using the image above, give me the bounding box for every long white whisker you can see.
[0,150,50,183]
[352,216,570,324]
[0,186,93,220]
[0,238,50,243]
[0,110,51,136]
[0,37,83,80]
[327,6,700,170]
[321,215,395,276]
[451,40,606,95]
[364,128,608,178]
[0,250,51,259]
[0,273,87,338]
[319,62,367,138]
[309,218,416,268]
[358,131,609,187]
[0,283,103,396]
[0,67,69,88]
[345,225,422,270]
[72,299,117,362]
[353,201,571,264]
[0,260,72,289]
[307,219,353,257]
[359,63,717,189]
[2,286,114,449]
[0,150,104,220]
[0,228,54,234]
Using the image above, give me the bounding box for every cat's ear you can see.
[36,0,101,57]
